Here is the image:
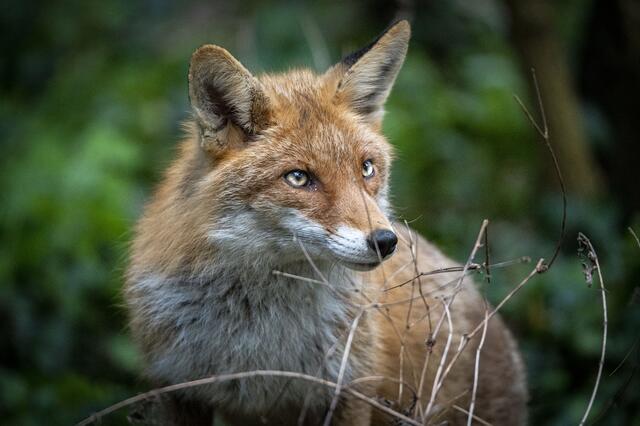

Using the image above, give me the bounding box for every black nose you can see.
[367,229,398,258]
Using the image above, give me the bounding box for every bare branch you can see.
[513,68,567,270]
[629,227,640,249]
[419,220,489,420]
[425,258,544,420]
[453,404,493,426]
[483,225,491,285]
[272,270,331,287]
[76,370,421,426]
[424,299,455,418]
[384,257,531,293]
[467,309,490,426]
[577,233,608,426]
[323,310,364,426]
[296,237,329,285]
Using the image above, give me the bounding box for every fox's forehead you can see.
[256,70,390,162]
[259,70,340,127]
[258,69,333,106]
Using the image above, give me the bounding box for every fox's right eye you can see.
[284,170,311,188]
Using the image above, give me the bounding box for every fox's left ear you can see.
[188,45,272,156]
[332,20,410,126]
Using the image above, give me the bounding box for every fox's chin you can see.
[342,261,382,271]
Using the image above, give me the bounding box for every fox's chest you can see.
[145,274,357,413]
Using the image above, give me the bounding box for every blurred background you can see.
[1,0,639,424]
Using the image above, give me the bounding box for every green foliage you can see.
[1,0,638,424]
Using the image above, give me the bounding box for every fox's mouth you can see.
[342,260,382,271]
[337,247,397,271]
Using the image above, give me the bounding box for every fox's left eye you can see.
[362,159,375,178]
[284,170,311,188]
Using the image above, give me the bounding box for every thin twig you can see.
[609,338,638,377]
[403,223,430,410]
[424,259,544,422]
[470,226,493,426]
[404,223,418,329]
[297,333,346,425]
[357,186,387,281]
[483,225,491,285]
[577,233,608,426]
[427,389,470,424]
[420,220,489,420]
[385,256,531,293]
[76,370,421,426]
[346,375,418,399]
[629,227,640,249]
[453,404,493,426]
[272,270,331,287]
[513,68,567,270]
[424,299,455,419]
[469,259,544,337]
[385,265,482,292]
[323,310,364,426]
[467,309,490,426]
[296,237,330,285]
[408,224,433,334]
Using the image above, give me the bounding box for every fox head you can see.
[135,21,410,275]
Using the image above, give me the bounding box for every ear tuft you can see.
[334,20,410,125]
[188,45,271,153]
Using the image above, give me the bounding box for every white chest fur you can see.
[131,262,359,415]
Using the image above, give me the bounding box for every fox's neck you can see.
[200,255,355,303]
[184,256,358,350]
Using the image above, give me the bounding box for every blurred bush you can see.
[1,0,638,425]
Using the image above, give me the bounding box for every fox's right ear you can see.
[331,20,410,127]
[188,45,271,155]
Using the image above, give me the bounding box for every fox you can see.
[125,20,527,426]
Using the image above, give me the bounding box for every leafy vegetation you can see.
[1,1,638,424]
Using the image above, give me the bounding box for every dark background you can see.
[1,0,639,424]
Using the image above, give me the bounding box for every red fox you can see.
[125,20,527,425]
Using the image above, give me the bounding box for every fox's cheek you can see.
[277,209,325,238]
[375,185,391,216]
[365,170,388,195]
[255,186,325,216]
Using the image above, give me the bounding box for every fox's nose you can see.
[367,229,398,258]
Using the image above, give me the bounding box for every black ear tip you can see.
[383,19,411,36]
[341,19,411,68]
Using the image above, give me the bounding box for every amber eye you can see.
[284,170,310,188]
[362,159,375,178]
